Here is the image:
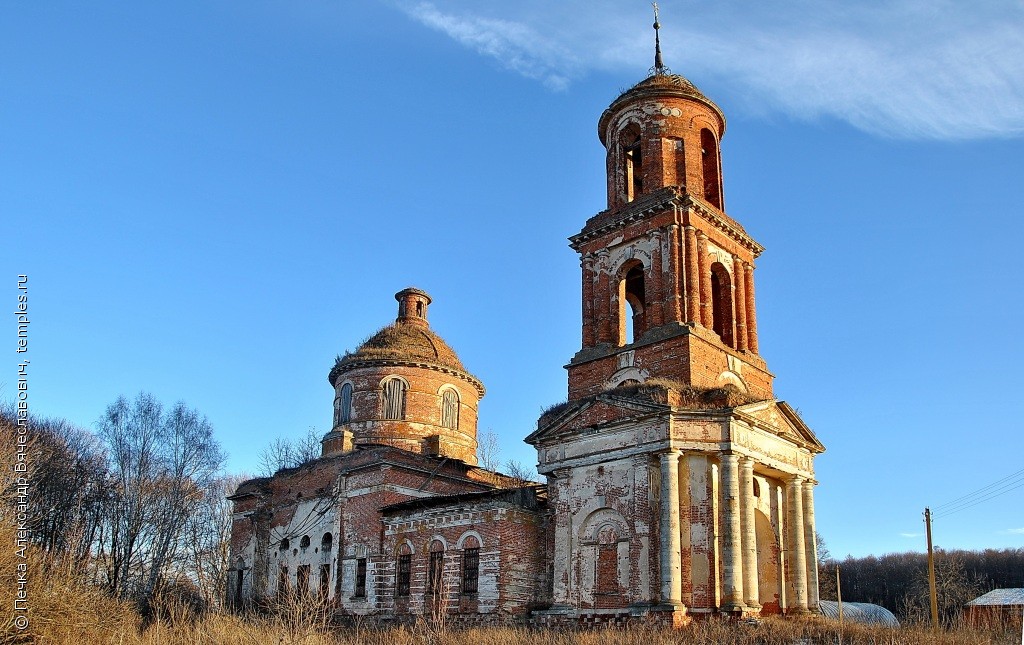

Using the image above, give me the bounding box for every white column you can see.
[739,458,760,608]
[549,470,572,606]
[719,452,744,611]
[803,480,820,612]
[786,475,808,613]
[659,452,683,606]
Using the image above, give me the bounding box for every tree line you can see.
[818,542,1024,624]
[1,393,240,614]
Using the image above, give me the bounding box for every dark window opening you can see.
[355,558,367,597]
[701,128,722,209]
[234,568,244,606]
[278,566,289,597]
[428,547,444,593]
[416,301,423,317]
[319,564,331,598]
[397,554,411,596]
[296,564,310,596]
[710,263,735,348]
[279,538,289,551]
[622,124,643,203]
[300,535,310,550]
[619,263,647,346]
[462,547,480,594]
[321,533,333,551]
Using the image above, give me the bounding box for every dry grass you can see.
[20,611,1023,645]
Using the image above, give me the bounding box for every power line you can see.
[934,467,1024,511]
[932,471,1024,519]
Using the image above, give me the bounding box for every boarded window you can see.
[335,383,353,425]
[297,564,310,596]
[462,547,480,594]
[382,378,407,420]
[397,554,412,596]
[319,563,331,598]
[441,389,459,430]
[355,558,367,597]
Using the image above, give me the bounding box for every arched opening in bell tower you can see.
[710,262,735,347]
[701,128,722,209]
[621,123,643,203]
[617,262,646,346]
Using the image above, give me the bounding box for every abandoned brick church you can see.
[228,33,826,625]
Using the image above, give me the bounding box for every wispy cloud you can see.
[394,0,1024,140]
[900,532,923,538]
[1003,527,1024,534]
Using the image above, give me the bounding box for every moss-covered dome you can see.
[327,288,481,393]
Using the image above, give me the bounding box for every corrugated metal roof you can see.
[966,588,1024,606]
[819,601,900,626]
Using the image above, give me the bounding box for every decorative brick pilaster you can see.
[582,255,596,347]
[650,230,665,327]
[684,225,700,324]
[697,231,711,328]
[733,256,748,352]
[744,262,758,354]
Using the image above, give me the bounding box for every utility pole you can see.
[925,507,939,631]
[836,564,844,645]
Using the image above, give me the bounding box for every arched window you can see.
[621,123,642,203]
[321,532,333,551]
[279,537,290,551]
[334,382,353,426]
[618,262,646,346]
[441,389,459,430]
[396,543,412,597]
[461,535,480,594]
[299,535,310,550]
[427,540,445,593]
[701,128,722,209]
[381,378,407,420]
[710,262,735,347]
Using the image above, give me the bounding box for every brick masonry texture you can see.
[228,67,825,627]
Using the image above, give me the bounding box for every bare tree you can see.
[184,473,248,609]
[97,393,225,609]
[502,459,538,487]
[257,427,321,476]
[476,429,501,471]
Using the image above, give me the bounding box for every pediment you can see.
[526,393,668,445]
[734,400,825,453]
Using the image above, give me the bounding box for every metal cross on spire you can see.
[652,3,670,76]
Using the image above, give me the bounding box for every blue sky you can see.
[3,0,1023,559]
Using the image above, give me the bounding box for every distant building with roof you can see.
[965,588,1024,627]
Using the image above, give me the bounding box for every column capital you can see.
[658,449,682,462]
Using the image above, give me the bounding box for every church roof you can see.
[330,321,466,377]
[599,72,726,144]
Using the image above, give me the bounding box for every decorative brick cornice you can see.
[331,359,485,397]
[570,187,764,257]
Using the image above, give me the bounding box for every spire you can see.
[652,2,666,75]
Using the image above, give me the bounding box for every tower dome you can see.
[322,288,484,464]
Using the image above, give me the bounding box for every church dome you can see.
[599,72,726,145]
[334,322,467,374]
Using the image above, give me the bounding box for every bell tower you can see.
[567,20,772,401]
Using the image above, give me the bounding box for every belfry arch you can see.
[617,260,646,345]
